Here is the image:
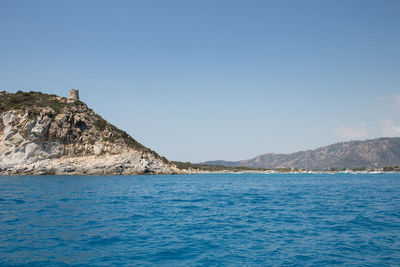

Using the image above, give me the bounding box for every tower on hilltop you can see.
[69,89,79,100]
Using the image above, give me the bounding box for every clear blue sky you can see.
[1,0,400,162]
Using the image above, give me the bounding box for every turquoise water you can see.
[0,173,400,266]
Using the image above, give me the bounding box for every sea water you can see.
[0,173,399,266]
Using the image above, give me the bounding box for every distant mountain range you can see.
[202,137,400,170]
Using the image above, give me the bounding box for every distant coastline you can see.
[174,161,400,175]
[186,170,398,175]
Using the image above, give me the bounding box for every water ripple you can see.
[0,173,399,266]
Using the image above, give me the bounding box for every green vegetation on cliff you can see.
[1,91,70,114]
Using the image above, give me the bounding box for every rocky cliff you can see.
[0,91,179,175]
[203,137,400,170]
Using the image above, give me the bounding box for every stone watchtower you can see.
[69,89,79,101]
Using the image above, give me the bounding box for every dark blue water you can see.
[0,173,400,266]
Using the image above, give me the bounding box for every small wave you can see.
[87,236,122,246]
[170,198,207,203]
[181,205,200,210]
[12,199,25,204]
[129,214,146,220]
[105,200,124,204]
[4,217,20,223]
[83,220,98,225]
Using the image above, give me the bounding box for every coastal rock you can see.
[0,91,180,175]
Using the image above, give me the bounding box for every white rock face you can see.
[0,106,180,175]
[1,151,178,175]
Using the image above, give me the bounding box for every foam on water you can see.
[0,173,400,266]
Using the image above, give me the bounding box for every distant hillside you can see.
[203,137,400,170]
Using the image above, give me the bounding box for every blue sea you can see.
[0,173,400,266]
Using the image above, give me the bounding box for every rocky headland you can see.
[0,90,180,175]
